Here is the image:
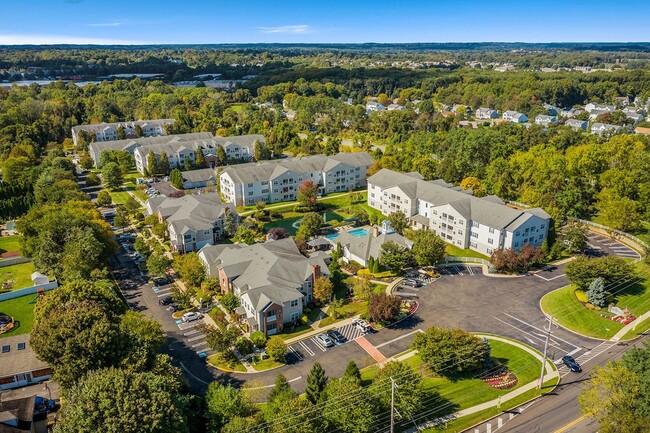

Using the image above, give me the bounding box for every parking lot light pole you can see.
[538,316,555,389]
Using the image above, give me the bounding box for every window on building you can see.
[473,221,479,228]
[514,242,519,247]
[248,191,253,196]
[471,232,478,238]
[458,230,463,235]
[248,183,253,187]
[487,248,493,255]
[290,299,299,307]
[470,242,477,248]
[489,228,495,234]
[540,224,545,229]
[442,213,448,218]
[488,238,493,244]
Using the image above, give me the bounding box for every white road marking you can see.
[311,337,327,351]
[187,334,206,342]
[179,362,211,386]
[375,329,424,349]
[184,330,201,336]
[534,273,566,281]
[192,340,208,348]
[298,341,315,356]
[288,345,304,361]
[503,313,581,349]
[247,376,303,390]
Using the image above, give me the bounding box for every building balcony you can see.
[266,315,277,323]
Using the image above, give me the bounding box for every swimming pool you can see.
[325,227,369,241]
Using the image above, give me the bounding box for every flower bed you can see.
[480,368,518,390]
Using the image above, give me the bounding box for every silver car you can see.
[316,333,334,348]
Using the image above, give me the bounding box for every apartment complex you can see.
[72,119,175,147]
[87,132,213,167]
[134,134,264,174]
[367,169,551,256]
[145,193,236,253]
[220,152,374,206]
[198,238,329,335]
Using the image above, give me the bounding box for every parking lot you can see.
[586,232,641,259]
[286,322,367,362]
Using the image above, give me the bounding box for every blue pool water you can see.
[325,227,369,241]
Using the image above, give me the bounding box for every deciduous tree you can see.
[413,326,491,375]
[102,162,123,189]
[313,276,333,303]
[368,292,402,324]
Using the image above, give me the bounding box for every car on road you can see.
[352,318,372,333]
[316,333,334,347]
[182,311,203,322]
[158,295,174,305]
[153,276,173,286]
[327,329,346,345]
[562,355,582,373]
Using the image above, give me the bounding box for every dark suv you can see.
[153,277,173,286]
[159,295,174,306]
[327,329,347,345]
[562,355,582,373]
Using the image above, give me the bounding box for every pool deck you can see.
[323,225,371,241]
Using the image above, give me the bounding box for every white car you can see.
[182,312,203,322]
[352,318,372,333]
[315,333,334,348]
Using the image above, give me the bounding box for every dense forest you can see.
[1,47,650,234]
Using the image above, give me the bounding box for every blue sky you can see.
[0,0,648,45]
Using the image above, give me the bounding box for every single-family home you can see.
[367,169,551,256]
[623,110,645,123]
[326,222,413,267]
[366,101,386,114]
[198,238,329,335]
[534,114,557,126]
[590,123,621,135]
[219,152,374,206]
[585,103,616,113]
[565,119,589,131]
[387,104,406,111]
[0,335,53,391]
[634,126,650,136]
[559,107,584,118]
[145,193,236,253]
[475,108,499,120]
[180,168,216,189]
[542,103,560,116]
[72,119,175,147]
[502,111,528,123]
[588,109,610,121]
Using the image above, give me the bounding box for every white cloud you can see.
[0,34,149,45]
[86,22,123,27]
[256,25,310,34]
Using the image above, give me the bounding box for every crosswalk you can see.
[556,341,618,375]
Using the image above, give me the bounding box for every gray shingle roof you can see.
[182,168,215,184]
[333,230,413,263]
[89,132,213,157]
[145,193,232,233]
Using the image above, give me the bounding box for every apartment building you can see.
[72,119,175,147]
[367,169,551,256]
[134,134,264,174]
[220,152,374,206]
[87,132,213,167]
[198,238,329,335]
[145,193,236,253]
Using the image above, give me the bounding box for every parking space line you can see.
[288,345,304,361]
[534,273,566,282]
[467,266,474,276]
[375,329,423,349]
[191,341,208,348]
[157,291,172,297]
[311,337,327,351]
[454,266,464,275]
[298,341,315,356]
[502,313,581,349]
[492,316,563,350]
[187,335,206,342]
[184,330,201,336]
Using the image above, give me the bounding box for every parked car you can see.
[167,303,179,312]
[352,318,372,333]
[182,311,203,322]
[562,355,582,373]
[402,279,421,287]
[327,328,346,345]
[159,295,174,305]
[316,333,334,348]
[153,277,173,286]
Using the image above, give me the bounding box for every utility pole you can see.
[390,377,396,433]
[538,316,555,389]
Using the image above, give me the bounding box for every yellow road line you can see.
[553,415,588,433]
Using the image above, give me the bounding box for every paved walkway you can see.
[611,309,650,342]
[356,335,388,363]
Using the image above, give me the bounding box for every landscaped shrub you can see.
[234,337,254,356]
[303,307,311,314]
[300,314,309,325]
[575,289,589,303]
[251,331,267,348]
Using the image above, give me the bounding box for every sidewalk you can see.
[611,309,650,342]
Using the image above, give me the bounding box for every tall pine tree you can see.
[305,362,328,404]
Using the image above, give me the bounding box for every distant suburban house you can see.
[565,119,589,131]
[198,238,329,335]
[502,111,528,123]
[72,119,175,147]
[87,132,213,167]
[134,134,264,175]
[387,104,406,111]
[366,101,386,114]
[327,222,413,267]
[623,110,645,123]
[559,107,584,118]
[588,109,610,121]
[0,395,48,433]
[585,103,616,113]
[367,169,551,256]
[475,108,499,120]
[219,152,374,206]
[180,168,216,189]
[634,126,650,136]
[542,103,560,116]
[145,193,235,253]
[590,123,621,135]
[0,335,53,391]
[534,114,557,126]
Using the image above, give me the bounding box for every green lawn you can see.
[0,235,22,255]
[360,337,543,417]
[541,262,650,339]
[263,211,347,235]
[622,316,650,340]
[0,262,36,290]
[0,294,36,338]
[207,354,247,372]
[124,181,149,202]
[108,189,132,205]
[445,243,490,260]
[251,359,284,371]
[238,190,366,214]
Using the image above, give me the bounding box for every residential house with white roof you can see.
[72,119,175,147]
[475,108,499,119]
[219,152,374,206]
[590,123,621,135]
[198,238,329,335]
[366,101,386,114]
[565,119,589,131]
[145,193,236,253]
[367,169,551,256]
[542,103,560,116]
[585,103,616,113]
[535,114,557,126]
[502,111,528,123]
[559,107,584,118]
[387,104,406,111]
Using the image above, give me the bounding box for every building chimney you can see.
[312,264,321,281]
[372,226,379,238]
